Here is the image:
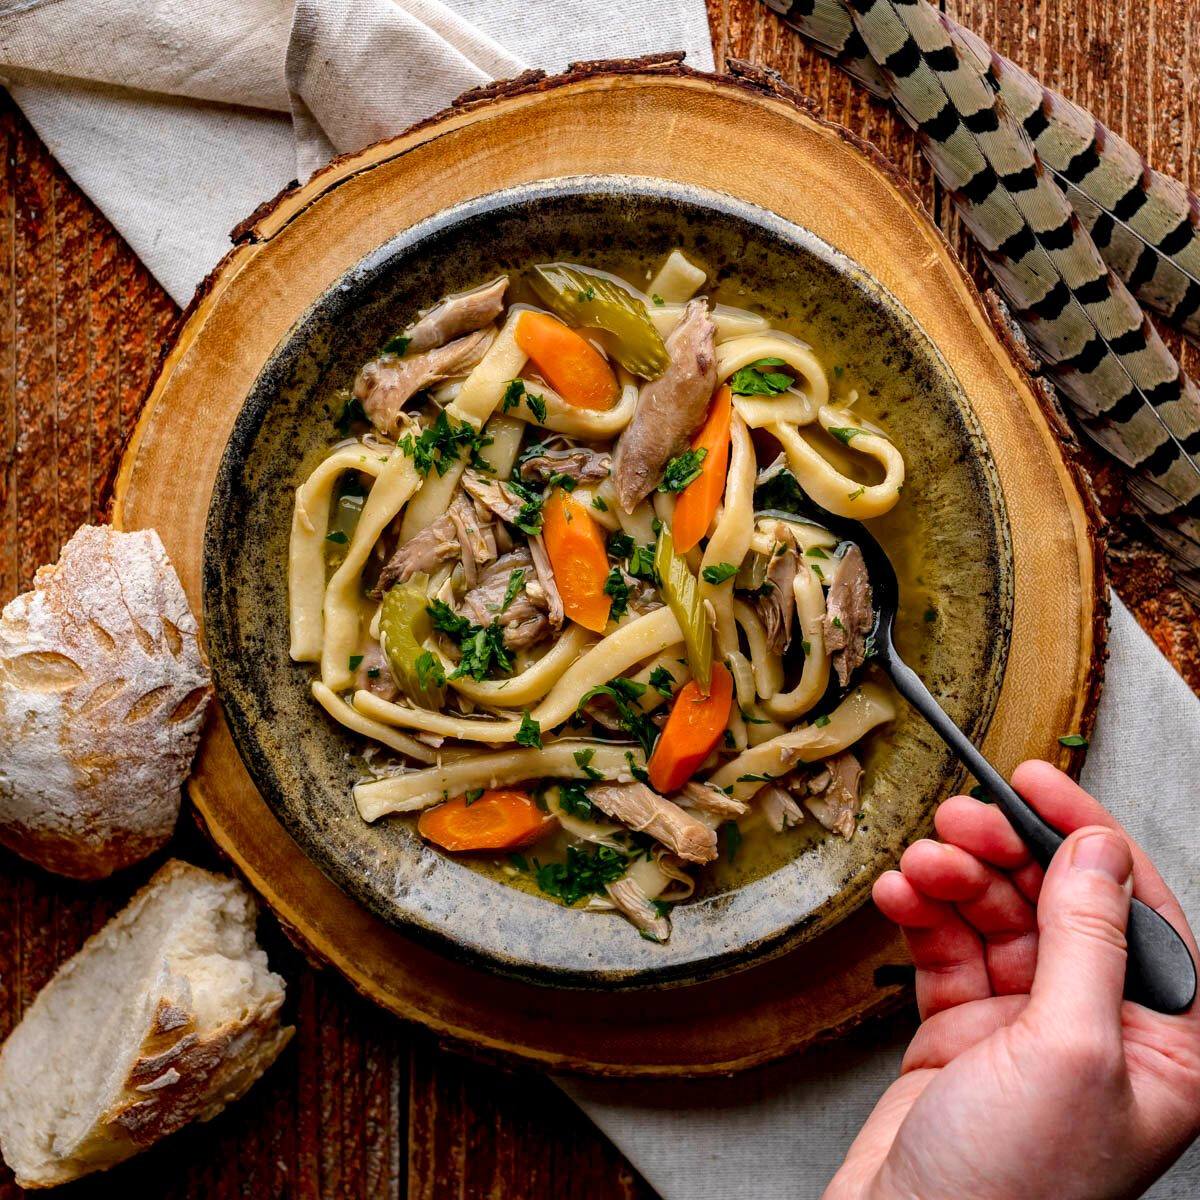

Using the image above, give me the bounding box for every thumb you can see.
[1029,826,1134,1033]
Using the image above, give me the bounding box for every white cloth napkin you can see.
[4,4,1198,1195]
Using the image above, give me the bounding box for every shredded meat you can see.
[354,328,494,435]
[605,875,671,942]
[372,513,458,596]
[445,494,497,590]
[402,277,507,353]
[518,446,612,486]
[755,527,800,655]
[799,752,863,840]
[460,470,564,629]
[611,298,717,512]
[676,781,749,820]
[822,545,873,688]
[586,783,717,864]
[759,784,804,833]
[458,549,550,650]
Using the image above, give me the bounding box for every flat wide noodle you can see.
[445,624,594,708]
[709,683,896,801]
[321,451,420,690]
[446,310,527,428]
[717,334,827,428]
[354,741,648,819]
[699,412,755,661]
[762,565,830,720]
[773,407,904,519]
[509,377,639,438]
[313,681,464,764]
[289,442,390,661]
[354,606,684,742]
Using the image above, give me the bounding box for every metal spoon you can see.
[814,508,1196,1015]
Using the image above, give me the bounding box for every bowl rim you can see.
[203,172,1013,990]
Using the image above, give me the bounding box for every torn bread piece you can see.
[0,861,293,1189]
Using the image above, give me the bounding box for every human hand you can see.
[825,760,1200,1200]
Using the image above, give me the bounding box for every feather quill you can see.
[766,0,1200,342]
[830,0,1200,575]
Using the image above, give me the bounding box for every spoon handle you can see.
[885,655,1196,1015]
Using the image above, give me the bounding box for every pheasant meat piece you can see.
[676,781,749,820]
[754,525,800,655]
[799,752,863,840]
[822,545,873,688]
[372,513,458,596]
[354,640,399,702]
[458,549,551,650]
[605,875,671,942]
[354,328,494,435]
[611,298,717,512]
[402,277,508,354]
[586,783,717,864]
[758,784,804,833]
[445,493,497,590]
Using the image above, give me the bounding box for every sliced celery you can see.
[654,529,713,692]
[379,573,445,709]
[529,263,669,379]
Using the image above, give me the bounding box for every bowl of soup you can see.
[203,175,1012,987]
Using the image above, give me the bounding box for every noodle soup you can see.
[290,251,908,943]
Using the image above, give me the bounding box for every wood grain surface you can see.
[2,1,1198,1195]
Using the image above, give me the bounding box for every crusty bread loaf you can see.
[0,525,211,878]
[0,860,294,1189]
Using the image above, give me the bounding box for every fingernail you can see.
[1070,831,1133,885]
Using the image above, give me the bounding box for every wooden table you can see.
[2,3,1197,1195]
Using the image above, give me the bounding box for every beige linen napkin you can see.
[3,5,1197,1195]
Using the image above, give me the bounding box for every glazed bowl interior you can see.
[204,176,1013,989]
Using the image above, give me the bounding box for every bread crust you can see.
[0,525,212,878]
[0,860,293,1189]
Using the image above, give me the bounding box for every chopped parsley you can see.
[464,787,484,806]
[702,562,738,585]
[501,568,526,613]
[847,486,866,501]
[557,781,596,819]
[592,494,609,512]
[625,751,651,784]
[505,477,545,536]
[536,844,628,906]
[577,285,597,302]
[573,748,604,780]
[629,544,658,582]
[737,772,776,783]
[730,357,792,396]
[721,821,743,863]
[509,852,529,872]
[335,394,366,434]
[427,600,513,681]
[814,714,831,727]
[499,378,548,423]
[828,426,866,444]
[399,409,492,478]
[657,448,708,493]
[807,547,828,559]
[651,293,666,306]
[740,708,768,724]
[546,472,577,492]
[1058,733,1089,748]
[603,567,630,620]
[382,333,411,356]
[580,678,658,756]
[648,666,675,698]
[607,530,635,559]
[414,650,445,690]
[527,391,548,423]
[348,654,364,672]
[325,530,349,544]
[516,710,543,749]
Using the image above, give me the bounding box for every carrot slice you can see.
[542,488,612,632]
[418,789,552,852]
[647,662,734,794]
[671,385,732,554]
[515,310,619,410]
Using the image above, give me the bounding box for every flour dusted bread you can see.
[0,860,293,1189]
[0,525,211,878]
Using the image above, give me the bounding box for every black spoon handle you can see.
[885,655,1197,1015]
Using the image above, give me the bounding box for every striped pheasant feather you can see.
[765,0,1200,342]
[835,0,1200,568]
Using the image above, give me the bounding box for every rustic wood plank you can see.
[1,2,1199,1196]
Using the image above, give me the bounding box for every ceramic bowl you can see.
[203,175,1012,989]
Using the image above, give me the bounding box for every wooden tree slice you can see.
[112,58,1105,1077]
